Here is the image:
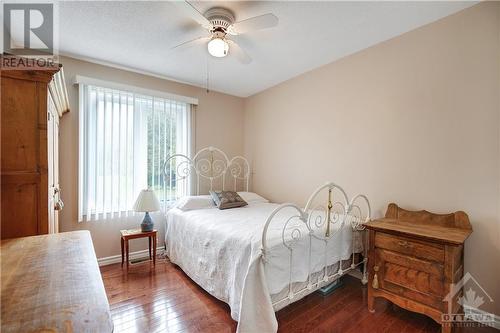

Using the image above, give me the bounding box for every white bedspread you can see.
[165,202,358,333]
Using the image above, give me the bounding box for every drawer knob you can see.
[372,265,379,289]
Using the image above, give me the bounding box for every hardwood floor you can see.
[101,257,497,333]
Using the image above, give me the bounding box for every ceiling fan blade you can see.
[169,36,209,55]
[230,13,278,35]
[228,40,252,64]
[173,1,212,29]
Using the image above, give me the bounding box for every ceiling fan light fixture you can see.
[207,37,229,58]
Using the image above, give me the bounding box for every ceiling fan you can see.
[172,1,279,64]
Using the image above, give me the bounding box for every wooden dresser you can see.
[1,57,69,239]
[1,231,113,332]
[365,203,472,333]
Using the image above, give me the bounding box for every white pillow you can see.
[175,195,215,211]
[237,192,269,204]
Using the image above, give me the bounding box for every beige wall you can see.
[59,56,245,259]
[244,2,500,315]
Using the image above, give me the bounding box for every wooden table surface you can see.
[364,218,472,244]
[120,228,157,239]
[1,230,113,333]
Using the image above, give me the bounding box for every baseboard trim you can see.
[98,247,164,266]
[464,306,500,330]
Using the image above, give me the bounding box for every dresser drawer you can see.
[375,232,445,262]
[376,249,444,297]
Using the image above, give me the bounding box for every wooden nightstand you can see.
[365,203,472,333]
[120,229,157,270]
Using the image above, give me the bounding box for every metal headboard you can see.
[162,146,250,202]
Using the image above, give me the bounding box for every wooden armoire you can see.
[1,57,69,239]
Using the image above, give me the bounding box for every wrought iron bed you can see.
[162,146,370,313]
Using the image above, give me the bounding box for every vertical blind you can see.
[78,84,191,221]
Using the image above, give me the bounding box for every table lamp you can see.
[133,189,161,232]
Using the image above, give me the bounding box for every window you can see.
[78,83,192,221]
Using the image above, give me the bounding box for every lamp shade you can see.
[133,189,161,212]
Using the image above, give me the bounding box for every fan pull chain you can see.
[206,55,210,94]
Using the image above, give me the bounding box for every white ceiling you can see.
[59,1,476,97]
